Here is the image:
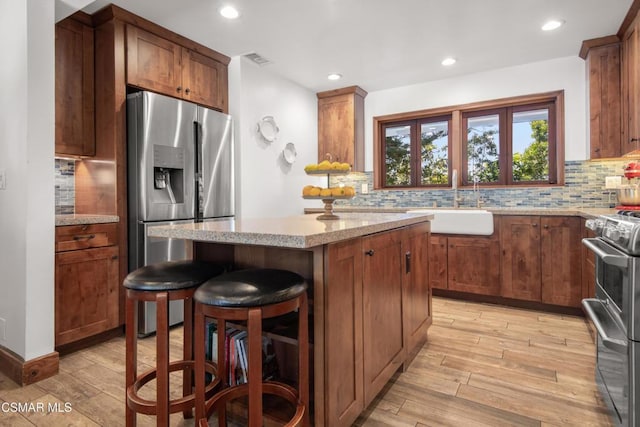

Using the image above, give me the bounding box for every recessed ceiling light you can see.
[327,73,342,81]
[541,19,564,31]
[441,57,456,66]
[220,5,239,19]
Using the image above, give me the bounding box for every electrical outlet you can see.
[0,317,6,343]
[361,183,369,194]
[605,176,622,189]
[0,169,5,190]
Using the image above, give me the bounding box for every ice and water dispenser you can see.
[152,144,185,204]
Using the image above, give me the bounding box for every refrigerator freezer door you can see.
[138,219,194,336]
[198,108,234,219]
[128,91,197,222]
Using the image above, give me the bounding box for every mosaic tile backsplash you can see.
[330,160,628,209]
[54,159,629,214]
[55,159,75,215]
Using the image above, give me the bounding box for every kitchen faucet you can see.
[473,175,484,208]
[452,169,463,208]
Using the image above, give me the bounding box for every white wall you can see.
[229,57,322,218]
[364,55,587,168]
[0,0,55,360]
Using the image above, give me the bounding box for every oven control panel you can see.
[588,214,640,254]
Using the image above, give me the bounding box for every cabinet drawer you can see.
[55,223,118,252]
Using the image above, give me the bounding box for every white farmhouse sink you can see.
[408,209,494,235]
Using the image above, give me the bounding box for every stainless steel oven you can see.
[583,212,640,426]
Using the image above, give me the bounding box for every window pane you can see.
[384,125,411,186]
[512,109,549,182]
[467,114,499,183]
[420,121,448,185]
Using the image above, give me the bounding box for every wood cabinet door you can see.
[317,87,366,171]
[55,17,95,156]
[588,43,622,159]
[181,49,227,111]
[362,230,404,406]
[402,223,432,364]
[324,238,364,427]
[623,14,640,150]
[500,216,541,301]
[447,236,501,296]
[318,94,355,164]
[540,217,582,307]
[429,235,448,289]
[55,246,119,347]
[126,25,182,97]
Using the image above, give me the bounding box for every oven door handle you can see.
[582,298,628,353]
[582,238,629,268]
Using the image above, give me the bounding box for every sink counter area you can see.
[147,212,433,248]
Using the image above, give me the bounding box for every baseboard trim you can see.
[0,345,59,386]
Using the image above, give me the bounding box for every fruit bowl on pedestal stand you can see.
[302,166,354,220]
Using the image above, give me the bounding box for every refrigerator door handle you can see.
[193,120,203,222]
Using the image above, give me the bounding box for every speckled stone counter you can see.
[304,206,617,219]
[55,214,120,226]
[147,212,433,249]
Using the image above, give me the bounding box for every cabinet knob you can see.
[365,249,375,256]
[532,223,537,228]
[543,224,549,229]
[176,86,182,93]
[185,88,191,95]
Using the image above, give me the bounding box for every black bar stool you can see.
[193,268,309,427]
[124,260,225,427]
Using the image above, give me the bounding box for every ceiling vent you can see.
[244,52,272,66]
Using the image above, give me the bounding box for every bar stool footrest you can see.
[204,381,305,427]
[127,360,218,416]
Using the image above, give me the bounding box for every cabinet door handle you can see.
[176,86,182,93]
[111,255,118,260]
[185,88,191,95]
[73,234,95,241]
[365,249,375,256]
[543,224,549,229]
[631,138,639,143]
[405,251,411,274]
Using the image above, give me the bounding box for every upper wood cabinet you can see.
[126,25,228,111]
[317,86,367,171]
[55,13,95,157]
[623,13,640,153]
[584,41,622,158]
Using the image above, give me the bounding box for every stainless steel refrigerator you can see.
[127,91,234,335]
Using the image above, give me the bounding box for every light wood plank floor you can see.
[0,297,613,426]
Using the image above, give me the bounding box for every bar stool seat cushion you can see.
[124,260,225,291]
[195,268,307,307]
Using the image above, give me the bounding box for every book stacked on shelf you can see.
[205,320,280,385]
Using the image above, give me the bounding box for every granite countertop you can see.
[55,214,120,226]
[303,206,617,219]
[147,212,433,249]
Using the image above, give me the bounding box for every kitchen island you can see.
[148,212,433,426]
